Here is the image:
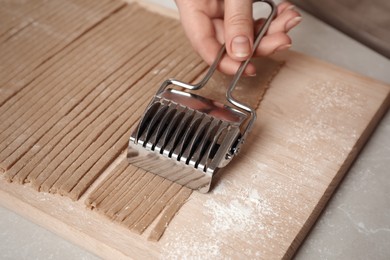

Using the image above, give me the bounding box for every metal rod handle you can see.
[227,0,277,151]
[158,0,277,152]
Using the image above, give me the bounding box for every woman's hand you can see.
[174,0,301,75]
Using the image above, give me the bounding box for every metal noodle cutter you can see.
[128,0,277,193]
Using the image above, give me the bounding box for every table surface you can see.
[1,1,389,259]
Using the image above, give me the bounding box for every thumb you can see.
[224,0,254,61]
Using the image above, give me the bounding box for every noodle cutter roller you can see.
[128,0,276,193]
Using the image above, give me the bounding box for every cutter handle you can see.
[157,0,277,154]
[158,0,276,94]
[227,0,277,153]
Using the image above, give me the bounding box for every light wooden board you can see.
[1,1,389,259]
[1,49,389,259]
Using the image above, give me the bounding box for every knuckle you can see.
[280,10,300,22]
[226,13,252,27]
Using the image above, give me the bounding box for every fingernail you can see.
[285,5,296,11]
[274,44,291,52]
[232,36,251,58]
[244,72,256,77]
[285,16,302,31]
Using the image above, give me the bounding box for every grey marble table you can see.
[1,1,389,259]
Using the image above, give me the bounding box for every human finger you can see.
[254,32,291,56]
[177,11,255,75]
[176,5,219,62]
[277,1,295,15]
[224,0,254,61]
[217,55,257,76]
[267,9,301,34]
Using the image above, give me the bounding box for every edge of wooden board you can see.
[0,185,126,259]
[0,178,164,259]
[273,51,390,259]
[1,1,389,258]
[287,94,389,259]
[272,50,390,87]
[1,50,389,259]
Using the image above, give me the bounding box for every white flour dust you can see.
[161,179,280,259]
[281,80,364,179]
[204,199,256,233]
[161,79,366,258]
[307,80,365,116]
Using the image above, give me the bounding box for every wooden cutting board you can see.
[1,1,389,259]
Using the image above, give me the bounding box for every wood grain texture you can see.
[1,48,388,258]
[157,51,389,259]
[0,1,389,259]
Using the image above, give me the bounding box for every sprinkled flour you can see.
[161,180,281,259]
[161,78,367,259]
